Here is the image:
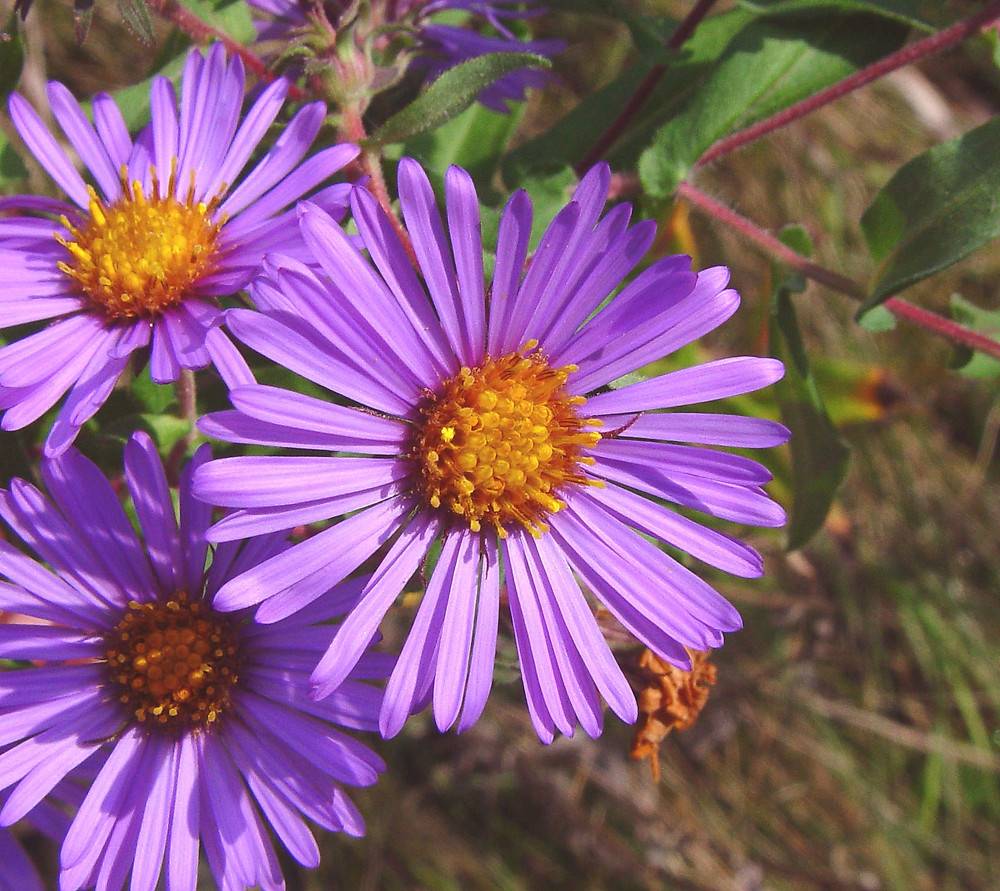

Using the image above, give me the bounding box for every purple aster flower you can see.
[192,160,789,743]
[248,0,563,111]
[0,43,359,455]
[0,781,79,891]
[0,431,385,890]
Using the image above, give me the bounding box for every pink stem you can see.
[575,0,719,174]
[676,182,1000,362]
[146,0,307,100]
[340,107,416,265]
[697,1,1000,168]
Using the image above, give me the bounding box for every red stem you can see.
[697,1,1000,168]
[340,107,416,265]
[574,0,719,174]
[675,182,1000,362]
[146,0,306,100]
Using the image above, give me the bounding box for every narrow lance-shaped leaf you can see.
[859,116,1000,314]
[369,52,551,147]
[117,0,155,46]
[638,11,908,197]
[769,225,851,550]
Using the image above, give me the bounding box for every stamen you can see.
[55,166,223,320]
[104,592,240,732]
[411,346,601,537]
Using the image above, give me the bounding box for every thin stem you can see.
[167,368,198,480]
[146,0,306,100]
[696,1,1000,168]
[176,369,198,439]
[575,0,719,174]
[676,182,1000,362]
[340,106,416,264]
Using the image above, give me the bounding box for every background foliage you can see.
[1,0,999,888]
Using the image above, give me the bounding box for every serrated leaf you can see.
[0,13,24,103]
[370,52,551,146]
[859,117,1000,313]
[118,0,154,45]
[638,12,908,197]
[949,295,1000,381]
[769,229,851,550]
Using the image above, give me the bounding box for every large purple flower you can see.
[0,783,78,891]
[0,432,385,890]
[193,160,789,743]
[248,0,563,111]
[0,44,358,455]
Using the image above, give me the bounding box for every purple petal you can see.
[311,511,440,700]
[487,189,532,357]
[8,93,89,207]
[603,412,791,448]
[211,496,410,612]
[585,357,786,415]
[456,535,500,732]
[432,528,480,732]
[124,430,183,595]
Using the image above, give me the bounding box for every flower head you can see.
[0,44,358,455]
[193,160,789,743]
[248,0,563,111]
[0,432,385,889]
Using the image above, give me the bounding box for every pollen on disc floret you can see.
[56,165,224,320]
[412,341,603,537]
[104,592,240,731]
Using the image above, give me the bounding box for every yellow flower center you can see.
[105,593,240,731]
[412,342,602,537]
[56,168,223,320]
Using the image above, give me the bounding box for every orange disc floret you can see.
[411,341,602,537]
[56,166,223,320]
[104,592,240,731]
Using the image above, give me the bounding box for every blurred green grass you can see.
[3,1,999,888]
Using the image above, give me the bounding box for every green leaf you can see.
[518,168,577,249]
[737,0,937,31]
[0,132,28,190]
[404,102,524,199]
[857,304,897,332]
[638,12,908,197]
[949,295,1000,381]
[0,13,24,103]
[178,0,255,44]
[541,0,675,54]
[370,52,551,146]
[504,9,754,183]
[769,225,851,550]
[105,53,188,131]
[117,0,155,46]
[860,116,1000,313]
[131,366,176,414]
